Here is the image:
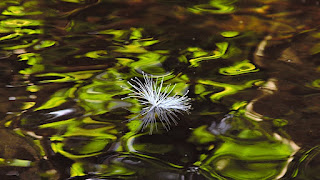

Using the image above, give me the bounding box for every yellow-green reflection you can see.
[221,31,239,38]
[33,40,56,50]
[189,42,229,67]
[0,33,22,41]
[2,6,42,16]
[0,27,42,34]
[98,29,127,40]
[99,163,136,176]
[70,162,86,177]
[114,44,148,53]
[82,50,108,59]
[189,0,237,14]
[188,125,217,144]
[126,120,142,133]
[42,117,118,159]
[1,19,42,27]
[310,31,320,55]
[310,42,320,55]
[219,60,259,75]
[197,79,262,102]
[127,52,167,70]
[18,53,44,74]
[60,0,87,3]
[273,118,288,128]
[231,101,248,110]
[112,28,159,54]
[0,1,311,178]
[0,8,43,53]
[310,79,320,88]
[201,139,296,179]
[4,39,38,50]
[190,110,299,179]
[34,70,98,84]
[102,28,168,73]
[77,70,132,115]
[34,88,73,111]
[0,158,32,167]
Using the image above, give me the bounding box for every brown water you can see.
[1,0,320,179]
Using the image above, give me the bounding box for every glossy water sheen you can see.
[1,0,320,179]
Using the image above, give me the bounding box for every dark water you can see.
[1,0,320,179]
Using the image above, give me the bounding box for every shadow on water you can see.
[0,0,320,179]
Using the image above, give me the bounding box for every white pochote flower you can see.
[123,72,191,133]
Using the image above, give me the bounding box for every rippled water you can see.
[1,0,320,179]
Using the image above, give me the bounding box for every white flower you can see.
[123,72,191,133]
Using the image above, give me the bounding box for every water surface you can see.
[1,0,320,179]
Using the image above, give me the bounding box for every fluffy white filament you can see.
[123,72,191,133]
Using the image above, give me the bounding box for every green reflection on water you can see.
[189,42,229,67]
[4,39,39,50]
[0,33,21,41]
[201,139,295,179]
[112,28,160,54]
[310,31,320,55]
[191,109,298,179]
[18,53,44,74]
[189,125,217,144]
[1,19,42,27]
[0,158,32,167]
[2,6,42,16]
[77,70,129,115]
[2,0,318,179]
[197,79,262,102]
[221,31,240,38]
[70,162,85,177]
[34,40,56,50]
[43,117,118,159]
[60,0,87,3]
[189,0,237,14]
[219,60,259,75]
[310,79,320,88]
[83,50,108,59]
